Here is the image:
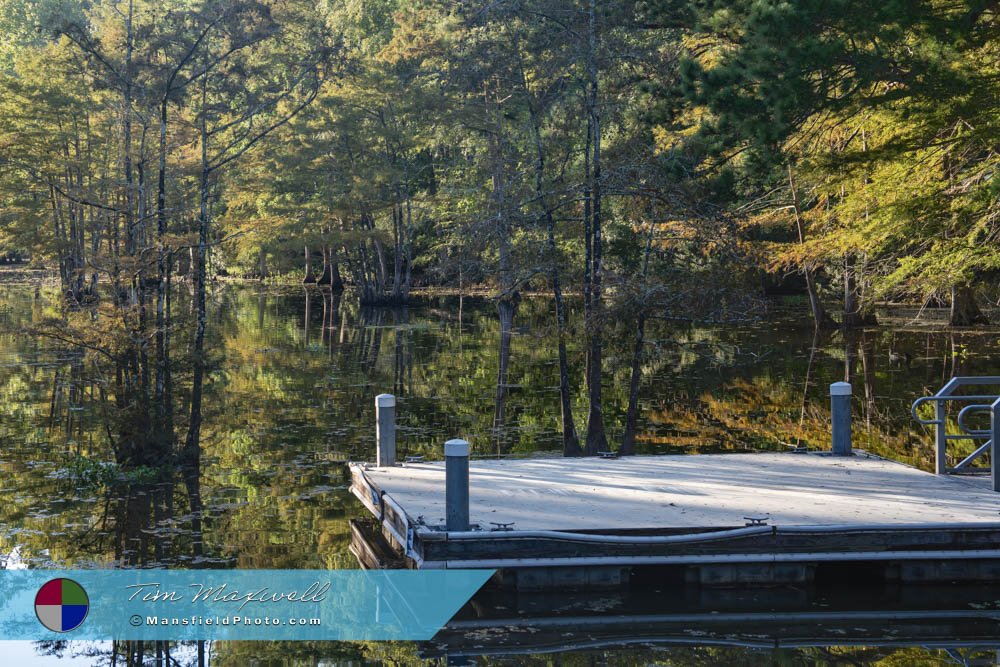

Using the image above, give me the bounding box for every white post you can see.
[376,394,396,467]
[830,382,852,456]
[445,439,470,531]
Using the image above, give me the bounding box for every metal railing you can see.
[911,376,1000,491]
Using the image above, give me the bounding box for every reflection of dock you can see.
[349,452,1000,588]
[420,585,1000,659]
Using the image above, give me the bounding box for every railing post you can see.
[445,439,470,531]
[376,394,396,467]
[992,399,1000,492]
[830,382,852,456]
[935,400,947,475]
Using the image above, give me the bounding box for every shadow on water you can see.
[5,284,1000,664]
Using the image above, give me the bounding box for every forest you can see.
[0,0,997,464]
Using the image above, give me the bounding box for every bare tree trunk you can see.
[403,197,413,299]
[583,0,608,456]
[49,185,68,290]
[620,218,656,456]
[303,245,316,283]
[514,39,581,456]
[185,80,210,461]
[122,0,135,257]
[543,182,579,457]
[950,284,988,326]
[317,246,332,285]
[843,264,859,327]
[373,238,387,295]
[329,256,344,293]
[844,329,857,383]
[392,200,402,300]
[788,165,835,329]
[842,255,877,327]
[257,247,267,281]
[619,311,645,456]
[488,94,516,457]
[153,95,173,463]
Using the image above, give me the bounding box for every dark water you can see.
[2,281,1000,665]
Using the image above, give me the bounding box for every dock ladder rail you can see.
[911,376,1000,491]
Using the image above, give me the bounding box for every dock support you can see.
[445,439,470,531]
[376,394,396,467]
[830,382,852,456]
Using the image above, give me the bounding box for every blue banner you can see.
[0,569,493,640]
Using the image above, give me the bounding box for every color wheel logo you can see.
[35,578,89,632]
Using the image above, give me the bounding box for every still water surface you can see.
[2,282,999,664]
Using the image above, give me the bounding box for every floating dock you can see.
[350,451,1000,588]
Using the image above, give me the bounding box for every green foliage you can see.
[57,454,163,488]
[0,0,996,317]
[671,0,999,317]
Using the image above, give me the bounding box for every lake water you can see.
[2,281,999,665]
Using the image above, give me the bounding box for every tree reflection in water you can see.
[3,284,1000,664]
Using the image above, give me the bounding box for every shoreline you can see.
[1,267,996,330]
[0,265,57,284]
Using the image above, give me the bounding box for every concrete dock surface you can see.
[360,452,1000,531]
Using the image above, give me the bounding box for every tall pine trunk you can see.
[514,43,581,456]
[620,218,656,456]
[185,79,210,461]
[537,130,580,457]
[488,97,516,457]
[583,0,608,455]
[154,97,173,462]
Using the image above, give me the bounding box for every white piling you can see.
[376,394,396,467]
[445,439,470,531]
[830,382,852,456]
